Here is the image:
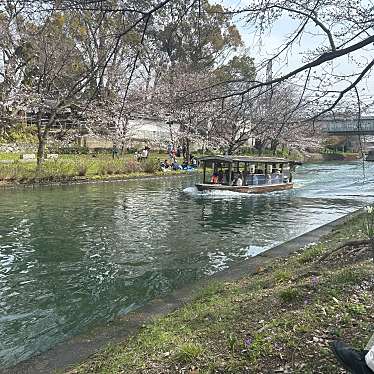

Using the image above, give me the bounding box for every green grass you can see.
[274,269,293,282]
[70,213,374,374]
[278,287,302,303]
[297,243,326,264]
[174,342,204,364]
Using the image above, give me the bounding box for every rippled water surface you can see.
[0,161,373,367]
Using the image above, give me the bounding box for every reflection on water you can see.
[0,161,373,367]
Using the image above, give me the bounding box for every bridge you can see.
[321,116,374,135]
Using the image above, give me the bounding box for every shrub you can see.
[142,159,160,173]
[98,160,125,175]
[38,160,76,179]
[53,146,89,155]
[123,159,142,174]
[75,163,88,176]
[0,123,37,144]
[0,164,16,180]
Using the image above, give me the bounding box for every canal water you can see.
[0,161,373,367]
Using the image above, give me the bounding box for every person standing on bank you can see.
[112,144,119,159]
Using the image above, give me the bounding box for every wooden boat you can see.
[196,156,298,194]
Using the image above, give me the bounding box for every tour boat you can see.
[196,155,299,194]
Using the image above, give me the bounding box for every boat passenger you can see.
[271,170,280,184]
[235,173,243,186]
[218,170,224,184]
[210,173,219,184]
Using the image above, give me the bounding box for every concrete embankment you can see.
[301,152,361,162]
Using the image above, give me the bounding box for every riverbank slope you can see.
[69,212,373,374]
[0,154,194,187]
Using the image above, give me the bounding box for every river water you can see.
[0,161,373,367]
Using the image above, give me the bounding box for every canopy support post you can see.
[228,162,232,185]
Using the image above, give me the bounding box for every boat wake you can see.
[182,186,246,198]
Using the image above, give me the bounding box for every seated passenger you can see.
[235,173,243,186]
[218,170,224,184]
[211,173,219,184]
[273,169,281,183]
[231,170,236,182]
[246,174,253,186]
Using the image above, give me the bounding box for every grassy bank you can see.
[69,212,373,374]
[0,153,191,185]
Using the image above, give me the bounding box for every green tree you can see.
[214,55,256,82]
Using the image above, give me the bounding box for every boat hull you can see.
[195,182,293,194]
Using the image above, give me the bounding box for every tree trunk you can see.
[36,135,46,172]
[36,109,56,172]
[254,139,265,155]
[169,122,174,145]
[271,139,279,155]
[36,113,45,173]
[186,138,190,162]
[227,144,233,155]
[370,238,374,263]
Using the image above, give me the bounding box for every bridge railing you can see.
[325,120,374,133]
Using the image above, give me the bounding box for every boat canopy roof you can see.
[198,155,291,164]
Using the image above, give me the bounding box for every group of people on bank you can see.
[167,143,188,160]
[112,142,198,172]
[159,143,198,172]
[160,155,197,172]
